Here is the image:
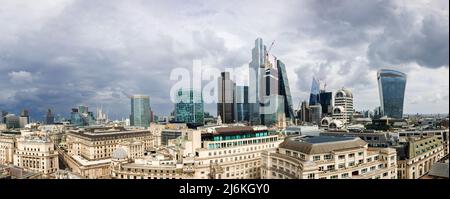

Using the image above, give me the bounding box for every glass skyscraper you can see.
[319,91,333,115]
[175,89,204,125]
[309,77,321,106]
[130,95,151,128]
[234,86,250,122]
[377,69,407,119]
[247,38,294,126]
[218,72,235,123]
[277,60,294,120]
[248,38,265,125]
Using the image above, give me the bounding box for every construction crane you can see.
[267,40,275,54]
[121,91,132,99]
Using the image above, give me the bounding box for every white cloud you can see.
[8,71,34,84]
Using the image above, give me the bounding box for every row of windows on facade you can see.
[271,156,390,172]
[90,137,150,145]
[207,143,276,156]
[269,165,394,179]
[282,149,370,161]
[18,152,50,156]
[209,153,260,164]
[207,137,278,149]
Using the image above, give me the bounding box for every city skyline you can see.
[0,0,448,120]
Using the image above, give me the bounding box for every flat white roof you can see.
[72,155,111,166]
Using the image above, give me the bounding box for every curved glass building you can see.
[377,69,407,119]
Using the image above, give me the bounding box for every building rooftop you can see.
[72,155,111,166]
[67,129,151,140]
[279,135,367,155]
[427,163,449,179]
[215,126,254,134]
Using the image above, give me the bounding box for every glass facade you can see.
[309,77,321,106]
[130,95,151,128]
[234,86,250,122]
[218,72,235,123]
[248,38,265,125]
[70,105,95,127]
[319,91,333,115]
[377,69,407,119]
[262,95,285,126]
[211,131,269,142]
[277,60,294,119]
[175,89,204,124]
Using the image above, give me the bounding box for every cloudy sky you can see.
[0,0,448,120]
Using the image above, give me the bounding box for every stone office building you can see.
[261,136,397,179]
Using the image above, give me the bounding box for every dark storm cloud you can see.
[0,0,448,118]
[368,13,449,69]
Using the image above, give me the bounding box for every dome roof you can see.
[333,106,345,114]
[112,148,128,160]
[329,119,344,129]
[336,88,353,98]
[320,117,332,126]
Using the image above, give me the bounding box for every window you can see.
[307,173,315,179]
[324,154,332,160]
[338,163,345,169]
[300,154,306,160]
[366,158,372,162]
[358,159,364,164]
[327,165,335,171]
[313,156,320,161]
[358,152,363,156]
[341,173,349,178]
[338,155,345,160]
[349,162,355,166]
[361,168,367,174]
[349,153,355,158]
[330,175,338,179]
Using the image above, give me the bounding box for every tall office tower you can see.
[19,109,29,128]
[332,88,354,123]
[298,101,311,123]
[46,109,54,125]
[248,38,266,125]
[319,91,333,115]
[218,72,236,123]
[377,69,407,119]
[309,77,321,106]
[234,86,250,123]
[130,95,151,128]
[309,104,322,125]
[277,60,295,120]
[175,89,204,125]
